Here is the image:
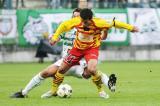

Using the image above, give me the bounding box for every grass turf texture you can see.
[0,61,160,106]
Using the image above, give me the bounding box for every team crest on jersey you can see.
[78,33,93,42]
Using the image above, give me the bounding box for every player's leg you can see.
[79,59,117,91]
[89,60,109,98]
[48,48,83,97]
[41,59,87,98]
[41,63,84,98]
[65,60,87,78]
[41,61,72,98]
[84,48,103,92]
[41,65,84,98]
[87,60,106,95]
[10,59,62,98]
[21,64,60,96]
[84,47,108,98]
[49,61,71,96]
[22,64,60,95]
[82,66,117,92]
[41,58,85,98]
[65,65,83,78]
[41,59,88,98]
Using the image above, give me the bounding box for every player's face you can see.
[82,19,92,31]
[73,12,80,18]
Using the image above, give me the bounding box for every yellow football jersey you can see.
[52,16,134,50]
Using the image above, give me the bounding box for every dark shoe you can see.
[10,91,26,98]
[108,74,117,92]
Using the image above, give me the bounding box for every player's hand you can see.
[101,30,108,40]
[49,37,58,46]
[131,26,139,33]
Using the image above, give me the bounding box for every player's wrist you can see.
[131,26,139,32]
[51,35,58,42]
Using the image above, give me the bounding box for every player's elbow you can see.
[101,31,108,40]
[101,35,107,40]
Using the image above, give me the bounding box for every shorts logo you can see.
[65,54,76,64]
[90,54,97,57]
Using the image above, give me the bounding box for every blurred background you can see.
[0,0,160,63]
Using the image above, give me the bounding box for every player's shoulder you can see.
[66,16,81,25]
[70,16,81,22]
[93,17,112,27]
[92,17,108,27]
[93,17,105,21]
[62,16,81,27]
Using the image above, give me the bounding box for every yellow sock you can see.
[51,71,64,94]
[92,71,103,92]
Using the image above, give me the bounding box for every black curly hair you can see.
[80,8,93,20]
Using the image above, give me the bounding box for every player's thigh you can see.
[53,58,63,67]
[84,48,99,74]
[58,61,73,74]
[87,59,98,72]
[40,60,63,78]
[84,47,99,63]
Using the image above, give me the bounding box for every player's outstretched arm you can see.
[112,20,139,32]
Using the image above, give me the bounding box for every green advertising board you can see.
[17,9,73,46]
[17,9,129,46]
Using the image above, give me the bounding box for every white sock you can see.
[22,73,44,95]
[101,73,109,88]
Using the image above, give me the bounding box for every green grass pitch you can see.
[0,61,160,106]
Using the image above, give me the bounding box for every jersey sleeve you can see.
[52,17,81,41]
[112,19,134,31]
[94,18,112,29]
[95,18,134,31]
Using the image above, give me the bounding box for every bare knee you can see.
[87,59,98,75]
[82,67,91,79]
[40,65,58,78]
[87,66,97,75]
[58,62,71,74]
[40,70,52,78]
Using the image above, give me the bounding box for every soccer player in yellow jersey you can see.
[49,8,139,98]
[11,8,115,99]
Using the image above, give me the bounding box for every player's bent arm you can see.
[52,17,81,41]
